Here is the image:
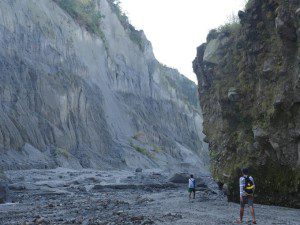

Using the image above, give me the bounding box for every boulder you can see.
[168,173,205,187]
[275,16,297,41]
[203,136,209,143]
[228,87,239,102]
[196,180,207,188]
[253,142,260,150]
[8,184,26,191]
[0,171,7,204]
[297,28,300,39]
[206,29,218,42]
[168,173,190,183]
[222,183,229,195]
[135,168,143,173]
[273,96,284,109]
[203,39,221,64]
[270,141,280,151]
[252,127,268,141]
[275,17,285,30]
[296,8,300,23]
[238,10,246,22]
[0,184,6,204]
[290,129,300,140]
[262,59,273,73]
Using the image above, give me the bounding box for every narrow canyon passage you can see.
[0,0,299,224]
[1,169,299,225]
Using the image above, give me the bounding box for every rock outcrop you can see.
[0,170,7,203]
[193,0,300,207]
[0,0,208,172]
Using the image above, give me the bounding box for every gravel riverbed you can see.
[0,168,299,225]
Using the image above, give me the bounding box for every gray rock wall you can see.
[0,0,208,173]
[193,0,299,207]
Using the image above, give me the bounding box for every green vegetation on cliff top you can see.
[108,0,145,51]
[54,0,145,51]
[53,0,106,42]
[196,0,300,207]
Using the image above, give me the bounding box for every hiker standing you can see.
[188,174,196,200]
[237,168,257,224]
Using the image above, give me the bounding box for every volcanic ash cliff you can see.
[0,0,208,173]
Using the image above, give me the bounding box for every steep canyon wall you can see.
[0,0,208,173]
[193,0,300,207]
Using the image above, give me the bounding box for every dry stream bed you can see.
[0,168,299,225]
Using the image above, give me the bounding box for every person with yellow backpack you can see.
[236,168,257,224]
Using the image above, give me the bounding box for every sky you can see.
[120,0,246,83]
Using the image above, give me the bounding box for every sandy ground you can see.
[0,168,299,225]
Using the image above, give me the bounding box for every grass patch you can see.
[217,13,241,35]
[218,22,241,34]
[131,143,155,159]
[56,147,69,158]
[210,150,220,161]
[134,146,148,155]
[53,0,107,44]
[108,0,144,51]
[151,144,162,153]
[132,131,144,140]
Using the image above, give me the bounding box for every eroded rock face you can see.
[0,0,208,172]
[0,170,7,204]
[193,0,300,207]
[0,184,6,204]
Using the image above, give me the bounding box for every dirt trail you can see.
[0,168,299,225]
